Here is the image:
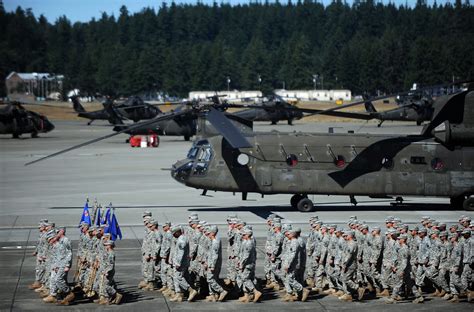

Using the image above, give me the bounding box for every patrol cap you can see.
[421,216,430,221]
[188,213,199,219]
[294,227,302,234]
[385,216,394,222]
[449,224,459,230]
[40,218,49,223]
[439,231,448,237]
[197,221,208,227]
[150,219,159,226]
[103,233,111,238]
[79,221,89,227]
[418,228,427,234]
[344,230,354,237]
[227,214,237,221]
[282,224,292,232]
[162,221,171,227]
[273,218,282,227]
[431,221,439,227]
[142,211,152,218]
[208,225,218,234]
[360,224,369,230]
[470,222,474,227]
[400,224,409,230]
[236,219,246,226]
[458,215,467,221]
[393,217,401,223]
[461,229,471,235]
[189,219,199,225]
[463,216,471,222]
[372,226,381,232]
[430,229,440,236]
[143,216,152,223]
[171,225,182,234]
[411,226,419,231]
[448,233,458,239]
[438,222,446,228]
[314,220,323,226]
[398,234,408,240]
[328,224,337,230]
[104,241,115,247]
[267,214,276,221]
[58,226,66,233]
[46,230,56,240]
[242,227,253,235]
[321,225,328,230]
[88,226,95,232]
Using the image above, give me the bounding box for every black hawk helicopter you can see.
[232,95,304,125]
[26,81,474,212]
[0,101,55,138]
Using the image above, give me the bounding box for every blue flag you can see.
[95,207,101,226]
[109,212,122,241]
[79,200,91,226]
[103,206,111,225]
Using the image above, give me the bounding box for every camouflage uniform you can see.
[206,232,224,296]
[172,231,191,293]
[141,228,155,283]
[49,234,72,297]
[35,230,48,284]
[238,230,257,292]
[415,230,431,289]
[314,226,329,289]
[160,225,173,291]
[448,234,463,296]
[340,232,359,297]
[283,232,303,296]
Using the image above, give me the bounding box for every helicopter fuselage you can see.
[172,132,474,200]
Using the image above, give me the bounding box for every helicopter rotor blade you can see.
[25,109,190,166]
[206,107,252,148]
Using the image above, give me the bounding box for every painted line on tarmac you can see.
[1,245,36,249]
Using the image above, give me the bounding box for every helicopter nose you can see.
[44,119,55,132]
[171,160,193,183]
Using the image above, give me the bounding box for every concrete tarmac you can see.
[0,120,472,311]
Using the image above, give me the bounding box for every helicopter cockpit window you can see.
[381,157,394,169]
[193,146,213,176]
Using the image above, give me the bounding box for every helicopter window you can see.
[193,162,208,175]
[431,158,444,171]
[187,147,199,159]
[410,156,426,165]
[197,147,212,162]
[381,157,394,169]
[286,154,298,167]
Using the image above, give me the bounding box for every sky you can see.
[3,0,445,23]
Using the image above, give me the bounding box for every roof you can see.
[6,72,63,81]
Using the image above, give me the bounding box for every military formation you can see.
[28,212,473,306]
[138,212,473,304]
[28,220,122,305]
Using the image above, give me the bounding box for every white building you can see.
[188,90,263,103]
[274,89,351,102]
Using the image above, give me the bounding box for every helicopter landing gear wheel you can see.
[184,135,190,141]
[296,197,314,212]
[450,196,465,209]
[463,196,474,211]
[288,119,293,125]
[31,132,38,138]
[290,194,305,208]
[271,120,277,125]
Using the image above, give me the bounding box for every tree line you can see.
[1,0,473,98]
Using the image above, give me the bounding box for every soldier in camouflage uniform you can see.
[169,225,198,302]
[264,214,275,286]
[367,226,383,294]
[204,225,228,302]
[313,224,329,292]
[412,227,430,303]
[36,223,55,297]
[138,212,152,288]
[29,220,48,290]
[323,224,339,294]
[268,218,284,290]
[43,227,75,305]
[339,231,364,302]
[188,218,201,291]
[224,217,238,285]
[304,217,318,287]
[237,227,262,303]
[282,228,310,302]
[159,222,174,294]
[460,229,473,302]
[445,232,463,302]
[98,241,122,305]
[380,228,397,297]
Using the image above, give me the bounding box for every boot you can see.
[448,295,459,303]
[339,294,353,302]
[443,293,453,300]
[158,286,167,292]
[467,290,473,302]
[334,290,344,297]
[323,288,336,295]
[253,289,262,302]
[431,289,440,297]
[366,283,375,293]
[306,278,315,288]
[138,280,147,289]
[204,294,216,302]
[379,289,390,297]
[34,285,45,293]
[28,281,42,290]
[357,287,365,300]
[393,295,402,301]
[412,296,424,304]
[40,291,50,298]
[301,288,310,302]
[224,278,232,286]
[170,293,183,302]
[240,293,250,303]
[187,288,198,302]
[437,289,446,297]
[59,292,75,305]
[113,293,123,305]
[282,293,291,302]
[98,296,109,305]
[265,279,273,288]
[144,282,155,291]
[272,282,280,291]
[312,287,322,293]
[385,297,396,304]
[218,290,228,302]
[287,294,298,302]
[42,295,56,303]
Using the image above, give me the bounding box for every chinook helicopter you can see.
[0,101,55,138]
[26,82,474,211]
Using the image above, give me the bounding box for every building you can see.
[5,72,64,100]
[188,90,263,103]
[274,89,352,102]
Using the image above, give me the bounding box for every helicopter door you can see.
[221,139,259,192]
